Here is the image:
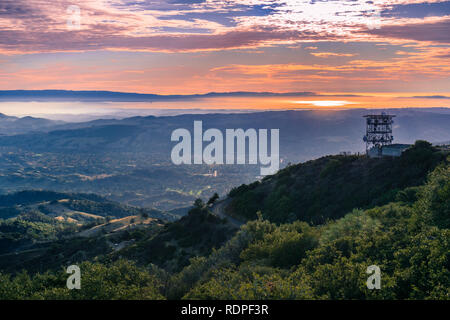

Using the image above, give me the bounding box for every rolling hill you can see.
[0,140,448,300]
[225,141,448,224]
[0,190,178,257]
[1,109,450,210]
[0,190,177,222]
[1,109,450,159]
[0,113,63,136]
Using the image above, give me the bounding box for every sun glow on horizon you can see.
[1,93,450,121]
[290,100,356,107]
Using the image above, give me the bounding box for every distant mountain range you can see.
[1,109,450,159]
[0,90,324,102]
[2,90,449,103]
[0,108,449,210]
[0,113,64,135]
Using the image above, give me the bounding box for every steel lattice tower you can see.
[363,113,395,154]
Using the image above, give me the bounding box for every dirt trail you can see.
[211,198,244,228]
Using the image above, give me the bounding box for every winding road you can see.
[211,198,244,229]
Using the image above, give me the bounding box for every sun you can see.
[290,100,356,107]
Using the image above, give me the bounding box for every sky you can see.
[0,0,449,114]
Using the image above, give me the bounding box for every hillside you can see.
[1,110,450,158]
[0,140,447,299]
[0,113,63,136]
[0,154,448,299]
[1,109,450,211]
[226,141,448,224]
[0,211,165,274]
[0,190,178,257]
[0,190,177,222]
[110,204,237,272]
[0,202,236,274]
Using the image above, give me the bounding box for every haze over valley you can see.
[0,106,449,212]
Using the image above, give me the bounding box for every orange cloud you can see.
[310,52,357,58]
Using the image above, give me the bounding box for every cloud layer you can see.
[0,0,449,94]
[0,0,449,53]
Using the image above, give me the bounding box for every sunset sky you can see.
[0,0,449,112]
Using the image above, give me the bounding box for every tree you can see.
[207,193,219,206]
[193,198,204,209]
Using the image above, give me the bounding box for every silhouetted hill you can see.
[0,90,318,102]
[0,114,63,135]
